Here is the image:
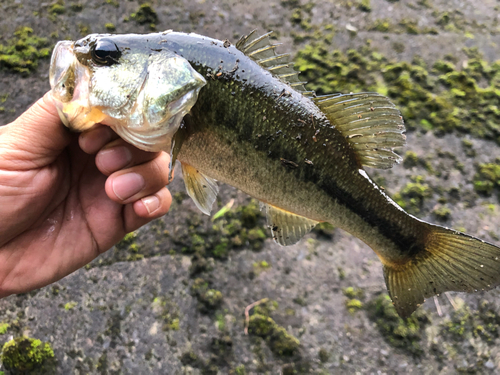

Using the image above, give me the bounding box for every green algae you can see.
[248,315,300,356]
[177,200,268,263]
[369,18,438,35]
[367,294,430,355]
[0,323,9,335]
[393,177,432,214]
[69,2,82,12]
[433,205,451,221]
[64,301,77,310]
[151,297,181,331]
[1,337,55,373]
[441,299,500,344]
[247,300,300,356]
[343,287,364,314]
[318,348,329,363]
[294,41,500,144]
[369,19,391,32]
[232,365,246,375]
[253,260,271,274]
[113,231,147,262]
[357,0,371,12]
[104,23,116,31]
[0,26,51,75]
[105,0,119,7]
[473,161,500,197]
[462,138,476,157]
[130,3,158,30]
[191,278,223,312]
[49,0,65,16]
[342,286,364,299]
[345,299,363,314]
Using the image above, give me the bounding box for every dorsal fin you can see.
[314,92,406,169]
[236,30,314,97]
[260,203,319,246]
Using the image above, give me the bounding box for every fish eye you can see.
[91,40,121,66]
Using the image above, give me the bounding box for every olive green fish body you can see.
[163,33,424,262]
[49,31,500,318]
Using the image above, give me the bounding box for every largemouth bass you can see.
[49,30,500,318]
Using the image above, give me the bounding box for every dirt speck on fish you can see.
[49,30,500,318]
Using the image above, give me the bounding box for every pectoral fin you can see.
[261,203,319,246]
[181,163,218,215]
[169,123,188,182]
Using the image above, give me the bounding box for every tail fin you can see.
[384,224,500,317]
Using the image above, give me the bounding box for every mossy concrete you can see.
[1,0,500,373]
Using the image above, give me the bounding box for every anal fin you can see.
[181,163,218,215]
[261,203,319,246]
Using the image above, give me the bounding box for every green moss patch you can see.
[392,176,432,214]
[367,294,430,355]
[151,297,180,331]
[49,0,65,16]
[113,231,146,262]
[441,299,500,343]
[177,200,268,263]
[248,300,300,356]
[343,287,364,314]
[295,42,500,144]
[248,315,300,356]
[0,26,51,75]
[191,278,223,312]
[432,205,451,221]
[1,337,55,373]
[0,323,9,335]
[130,3,158,29]
[473,160,500,197]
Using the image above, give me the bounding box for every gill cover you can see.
[107,51,207,152]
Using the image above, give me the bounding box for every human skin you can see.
[0,92,172,297]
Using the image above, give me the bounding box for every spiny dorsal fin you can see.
[181,163,218,215]
[260,203,319,246]
[314,92,406,169]
[236,30,314,97]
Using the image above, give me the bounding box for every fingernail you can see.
[141,195,160,214]
[98,146,132,173]
[112,173,145,200]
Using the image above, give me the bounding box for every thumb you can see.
[0,92,72,169]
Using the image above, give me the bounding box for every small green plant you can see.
[367,294,430,355]
[1,337,55,372]
[130,3,158,29]
[0,27,51,75]
[64,301,77,310]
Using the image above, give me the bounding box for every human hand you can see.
[0,92,172,297]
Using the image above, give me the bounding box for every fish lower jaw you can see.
[110,124,172,152]
[57,101,107,132]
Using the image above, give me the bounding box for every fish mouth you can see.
[49,41,107,131]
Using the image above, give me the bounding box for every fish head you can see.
[50,33,206,151]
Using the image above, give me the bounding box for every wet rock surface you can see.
[1,0,500,373]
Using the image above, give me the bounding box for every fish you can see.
[49,30,500,318]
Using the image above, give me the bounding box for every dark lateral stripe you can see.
[318,174,421,256]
